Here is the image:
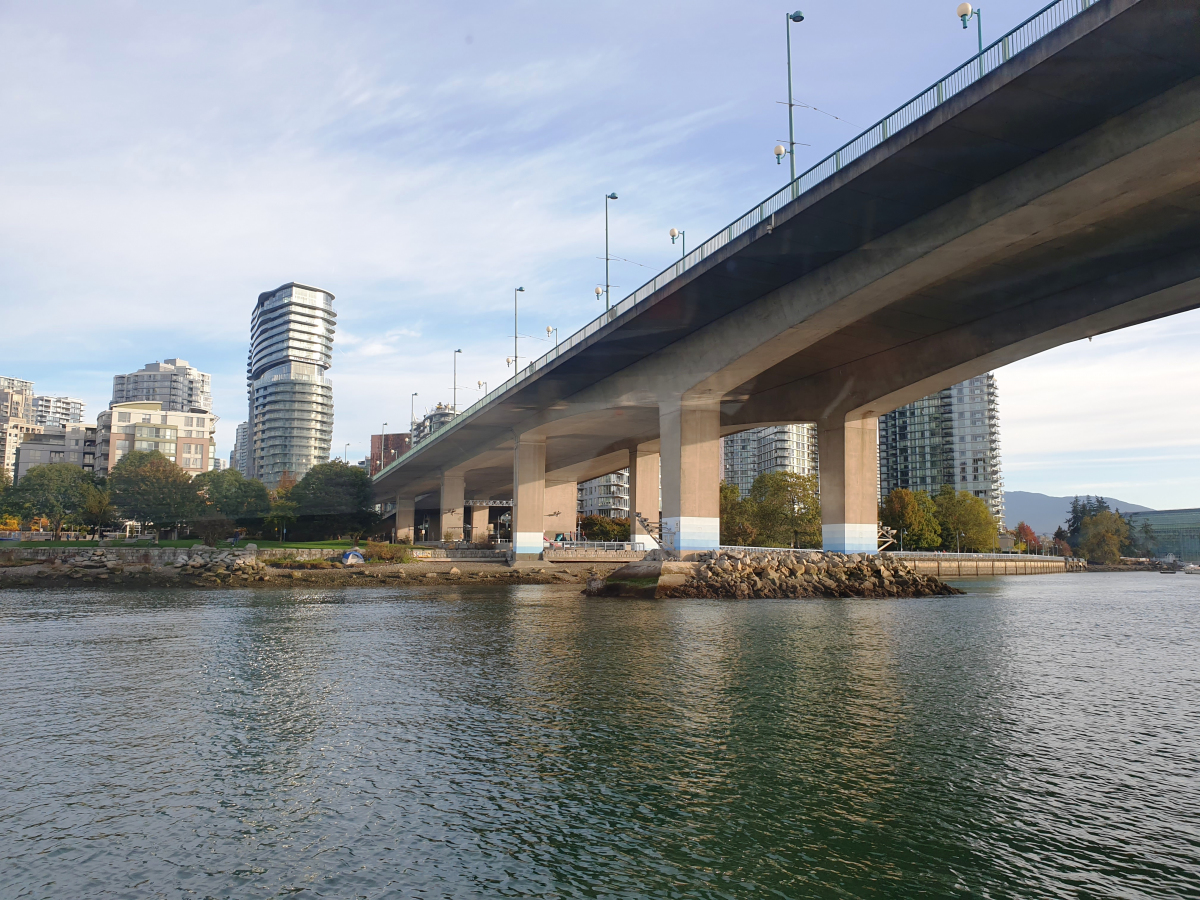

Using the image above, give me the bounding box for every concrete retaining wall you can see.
[888,554,1074,577]
[543,549,647,562]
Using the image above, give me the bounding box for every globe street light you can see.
[783,10,805,184]
[595,285,603,305]
[513,287,525,369]
[958,2,983,74]
[604,192,618,310]
[546,325,558,347]
[477,380,487,395]
[452,349,462,413]
[669,227,686,260]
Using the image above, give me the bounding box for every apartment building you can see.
[95,402,217,477]
[111,359,213,413]
[721,424,819,498]
[14,424,97,483]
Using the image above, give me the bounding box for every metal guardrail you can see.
[385,0,1099,472]
[548,540,649,551]
[886,551,1083,561]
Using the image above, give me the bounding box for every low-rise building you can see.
[370,432,411,475]
[2,420,43,480]
[95,402,217,477]
[14,424,97,483]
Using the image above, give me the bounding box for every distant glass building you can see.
[247,283,336,489]
[721,424,819,498]
[878,373,1004,521]
[33,395,85,430]
[1125,508,1200,562]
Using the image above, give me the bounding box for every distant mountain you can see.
[1004,491,1155,533]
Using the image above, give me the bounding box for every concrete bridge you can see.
[374,0,1200,558]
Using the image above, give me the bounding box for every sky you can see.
[2,0,1195,510]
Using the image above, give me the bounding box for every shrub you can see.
[365,541,411,563]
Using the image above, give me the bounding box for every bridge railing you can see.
[386,0,1098,473]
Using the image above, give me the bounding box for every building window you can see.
[117,412,131,423]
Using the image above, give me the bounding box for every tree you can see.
[1078,509,1128,564]
[80,484,116,537]
[880,488,941,550]
[108,450,200,532]
[288,461,379,539]
[720,481,757,546]
[579,515,630,542]
[1014,521,1039,553]
[4,463,92,538]
[747,471,821,548]
[192,468,270,522]
[933,486,997,552]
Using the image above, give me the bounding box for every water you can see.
[1,574,1197,899]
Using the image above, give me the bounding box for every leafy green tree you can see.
[192,468,270,522]
[579,515,631,542]
[264,496,298,541]
[719,481,757,546]
[933,486,997,552]
[880,488,941,550]
[80,484,116,537]
[108,450,200,532]
[288,461,379,539]
[1079,510,1128,564]
[747,471,821,548]
[4,463,92,538]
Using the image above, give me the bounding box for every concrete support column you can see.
[818,416,880,553]
[395,495,414,543]
[440,473,465,542]
[659,399,721,557]
[629,447,661,548]
[543,480,577,539]
[468,503,490,543]
[512,437,546,558]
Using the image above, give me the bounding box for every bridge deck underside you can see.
[375,0,1200,506]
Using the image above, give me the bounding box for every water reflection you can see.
[0,576,1196,898]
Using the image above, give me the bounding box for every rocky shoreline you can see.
[0,547,603,588]
[589,550,965,599]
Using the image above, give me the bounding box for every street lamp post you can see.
[669,228,686,260]
[477,380,487,395]
[344,442,350,463]
[380,421,387,470]
[605,192,618,310]
[784,10,805,185]
[957,3,983,74]
[452,349,462,413]
[411,393,418,430]
[513,287,525,369]
[546,325,558,347]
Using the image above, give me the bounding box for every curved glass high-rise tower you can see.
[247,282,336,489]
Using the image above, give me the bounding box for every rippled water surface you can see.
[1,574,1198,898]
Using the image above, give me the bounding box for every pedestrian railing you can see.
[548,540,650,551]
[389,0,1099,466]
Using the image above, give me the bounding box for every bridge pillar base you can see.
[630,447,661,549]
[395,495,414,543]
[543,480,577,539]
[819,416,880,555]
[441,474,465,542]
[660,399,720,557]
[468,503,490,543]
[513,436,546,557]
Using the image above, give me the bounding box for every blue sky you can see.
[2,0,1194,510]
